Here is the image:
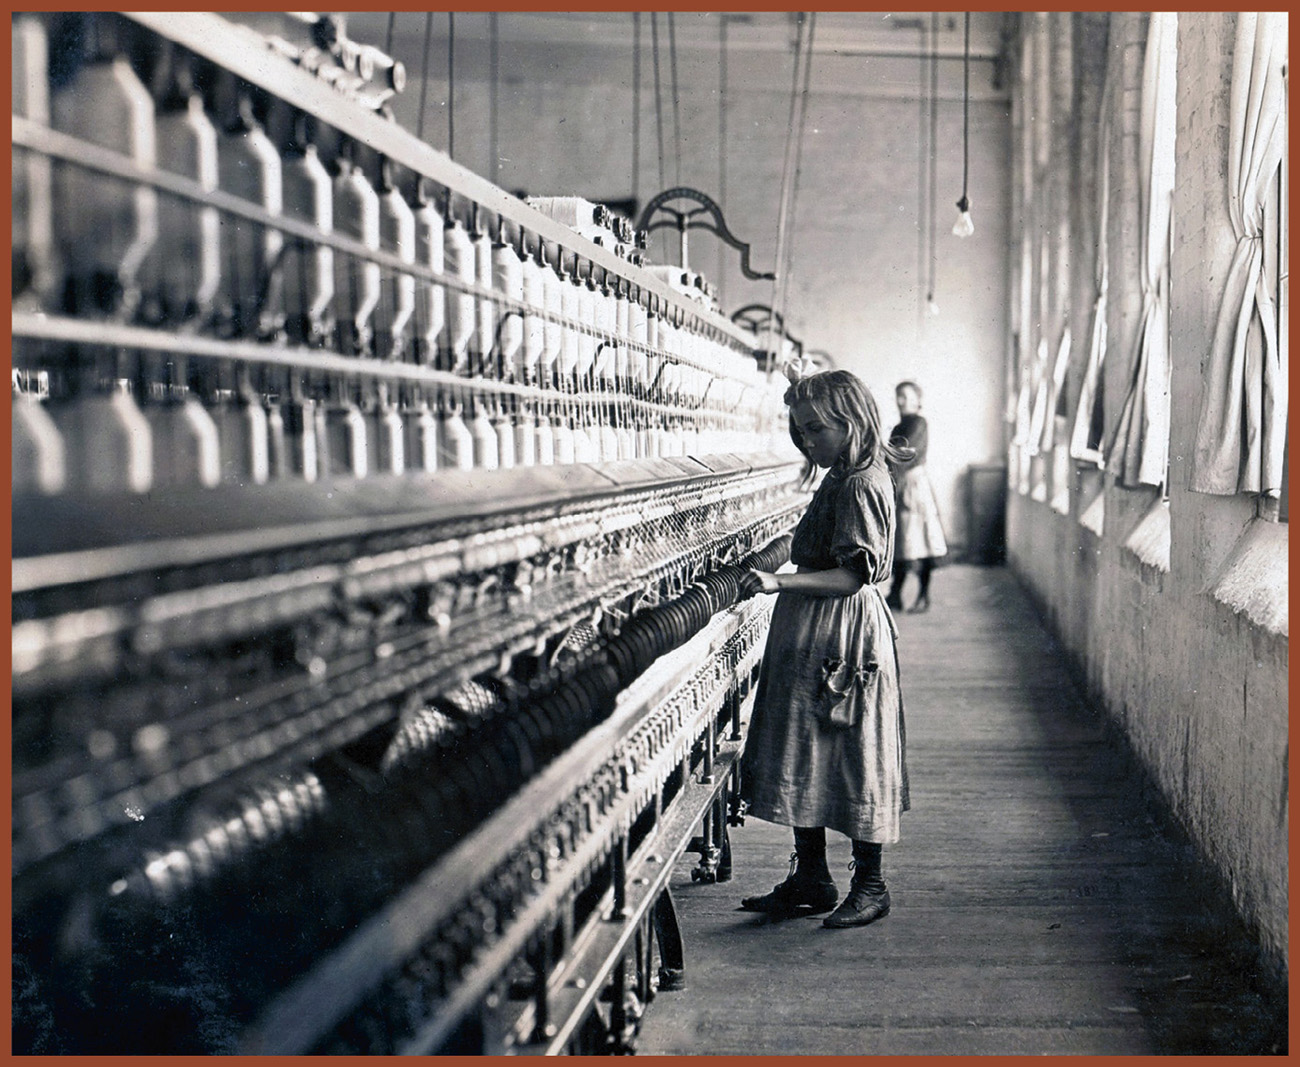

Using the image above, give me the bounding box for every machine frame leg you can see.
[651,888,685,992]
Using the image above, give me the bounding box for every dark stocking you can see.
[916,558,934,600]
[850,839,886,894]
[793,826,830,880]
[886,561,910,608]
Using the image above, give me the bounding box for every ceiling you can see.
[335,11,1014,109]
[344,11,1013,63]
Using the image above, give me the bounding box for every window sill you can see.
[1079,492,1105,536]
[1123,498,1170,572]
[1206,518,1288,637]
[1049,445,1071,514]
[1010,444,1032,496]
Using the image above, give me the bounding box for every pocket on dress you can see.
[817,656,880,729]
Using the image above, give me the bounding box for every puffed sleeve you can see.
[829,468,894,584]
[906,416,929,464]
[889,415,928,471]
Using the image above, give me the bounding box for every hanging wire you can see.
[489,12,499,182]
[917,16,928,334]
[768,12,815,370]
[959,11,971,212]
[384,13,395,56]
[717,14,728,305]
[927,12,939,307]
[777,12,816,331]
[651,13,666,195]
[416,12,433,144]
[632,13,641,207]
[767,13,808,368]
[668,12,682,187]
[447,12,456,160]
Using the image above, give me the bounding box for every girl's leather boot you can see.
[823,839,890,928]
[740,827,837,914]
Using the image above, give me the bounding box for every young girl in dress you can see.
[885,380,948,613]
[737,369,910,929]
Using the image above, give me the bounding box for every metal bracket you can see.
[729,303,803,362]
[635,187,775,281]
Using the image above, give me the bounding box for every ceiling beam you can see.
[345,11,1007,62]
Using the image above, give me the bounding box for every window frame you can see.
[1261,65,1287,522]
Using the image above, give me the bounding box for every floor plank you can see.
[635,565,1285,1056]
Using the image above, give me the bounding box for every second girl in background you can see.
[886,380,947,614]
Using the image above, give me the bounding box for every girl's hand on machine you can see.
[740,569,782,598]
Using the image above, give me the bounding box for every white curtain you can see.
[1189,13,1288,496]
[1012,374,1033,495]
[1011,226,1035,495]
[1040,327,1072,453]
[1108,13,1177,489]
[1047,328,1074,511]
[1070,53,1114,468]
[1026,337,1051,455]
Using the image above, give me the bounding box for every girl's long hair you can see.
[785,370,913,481]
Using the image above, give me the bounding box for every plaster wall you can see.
[1005,12,1287,978]
[369,13,1011,553]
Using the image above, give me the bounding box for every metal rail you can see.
[121,12,758,348]
[12,452,797,590]
[14,113,753,360]
[12,312,760,421]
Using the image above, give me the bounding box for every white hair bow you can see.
[782,356,819,384]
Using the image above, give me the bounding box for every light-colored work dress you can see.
[741,458,910,843]
[890,413,949,561]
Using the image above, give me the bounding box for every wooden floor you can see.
[636,565,1285,1056]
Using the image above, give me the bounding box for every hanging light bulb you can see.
[951,13,975,240]
[926,291,941,316]
[952,195,974,238]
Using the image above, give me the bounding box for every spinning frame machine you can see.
[11,11,808,1055]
